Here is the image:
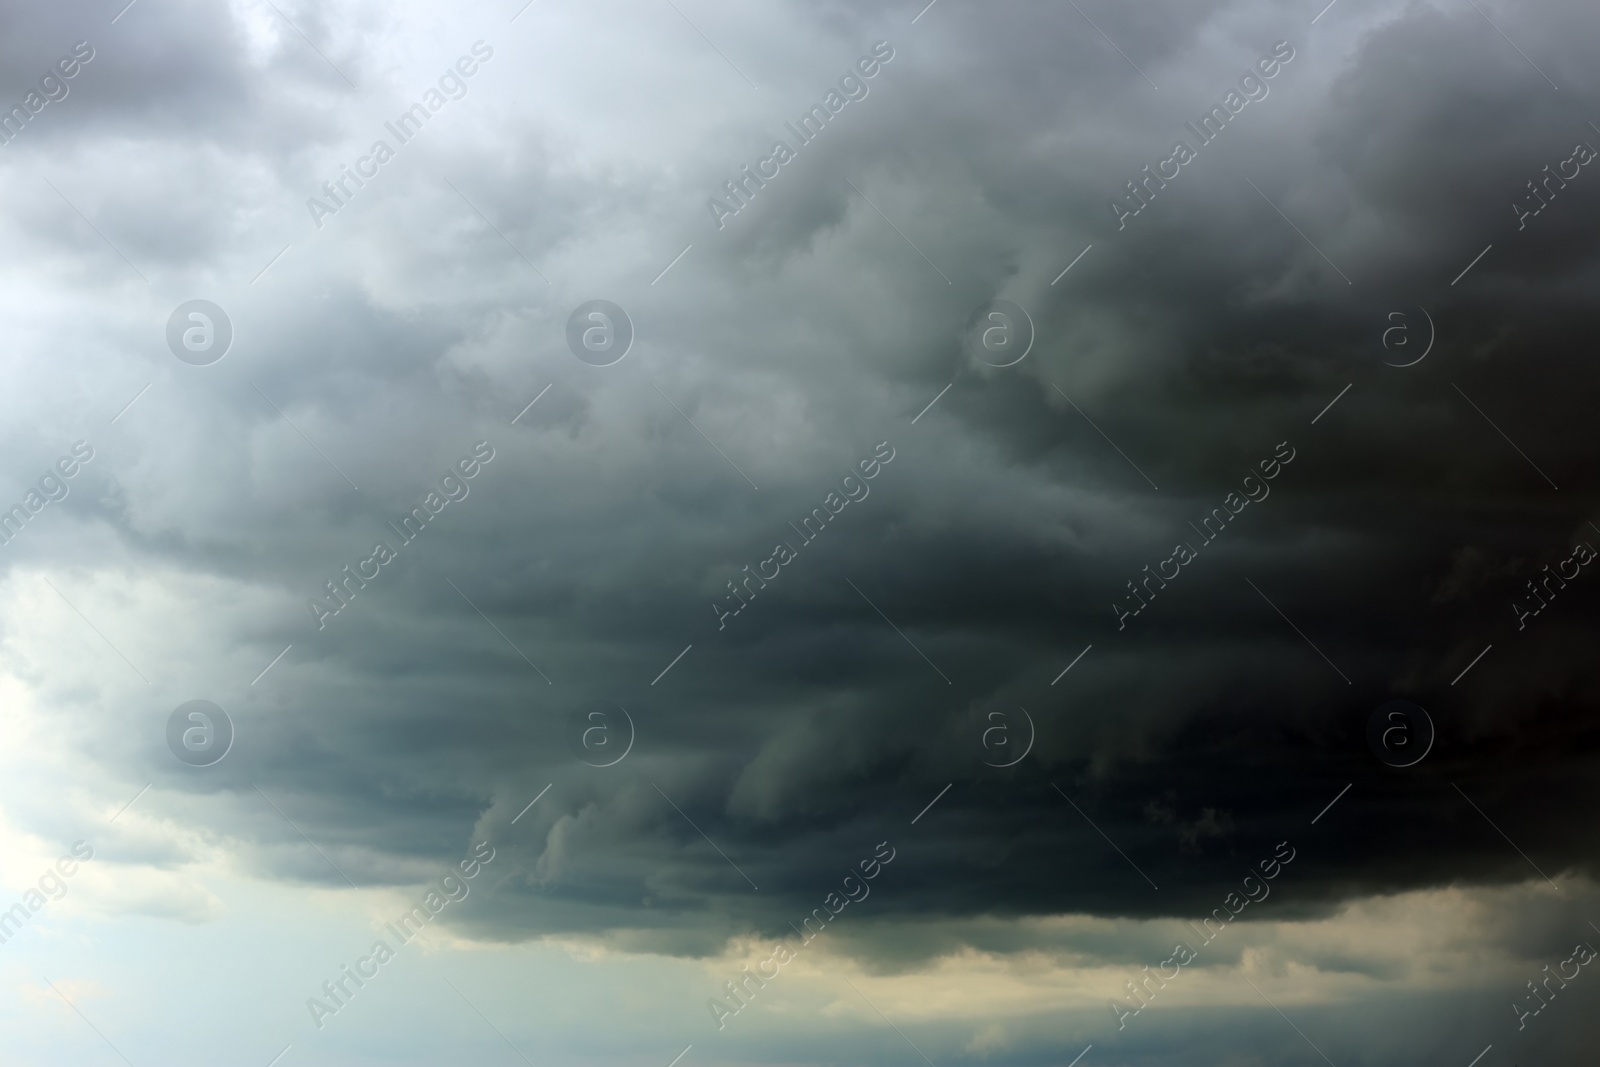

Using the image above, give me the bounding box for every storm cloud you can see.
[1,1,1598,1065]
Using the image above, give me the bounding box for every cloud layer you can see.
[2,1,1598,1064]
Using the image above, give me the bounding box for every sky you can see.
[1,0,1598,1064]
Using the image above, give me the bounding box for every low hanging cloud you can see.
[2,0,1598,1064]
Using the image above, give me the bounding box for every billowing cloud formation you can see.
[2,0,1598,1064]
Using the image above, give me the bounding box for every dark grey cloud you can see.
[4,0,1600,1064]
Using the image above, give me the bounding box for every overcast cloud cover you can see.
[1,0,1598,1064]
